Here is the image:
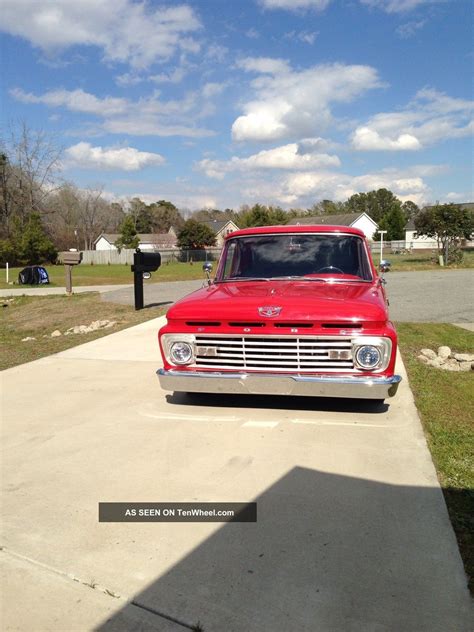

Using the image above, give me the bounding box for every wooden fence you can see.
[58,248,223,265]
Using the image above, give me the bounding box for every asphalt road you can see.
[101,269,474,323]
[1,316,472,631]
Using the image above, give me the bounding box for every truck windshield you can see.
[218,233,373,282]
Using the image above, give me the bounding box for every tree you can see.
[149,200,184,232]
[45,183,82,251]
[127,197,148,230]
[402,200,419,222]
[414,203,473,265]
[0,153,13,238]
[345,189,402,223]
[308,200,345,215]
[75,186,110,250]
[45,184,123,251]
[135,205,153,233]
[268,206,289,224]
[192,208,236,223]
[177,219,216,249]
[115,215,140,251]
[0,122,62,231]
[374,206,406,241]
[17,213,57,264]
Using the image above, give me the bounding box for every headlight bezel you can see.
[352,337,392,372]
[161,333,196,366]
[170,341,194,365]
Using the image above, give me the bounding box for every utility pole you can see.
[379,230,387,265]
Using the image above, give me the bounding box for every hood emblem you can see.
[258,306,282,317]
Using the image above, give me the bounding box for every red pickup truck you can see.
[158,225,401,402]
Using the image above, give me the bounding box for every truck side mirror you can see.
[379,260,391,273]
[203,262,213,286]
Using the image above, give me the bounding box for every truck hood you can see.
[166,280,387,324]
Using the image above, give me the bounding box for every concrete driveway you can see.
[1,317,472,631]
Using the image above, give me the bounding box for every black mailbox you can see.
[131,250,161,273]
[131,249,161,310]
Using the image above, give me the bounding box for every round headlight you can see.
[355,345,382,369]
[170,341,193,365]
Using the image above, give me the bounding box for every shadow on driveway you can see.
[167,392,390,414]
[96,467,471,632]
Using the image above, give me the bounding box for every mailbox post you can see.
[131,249,161,310]
[61,251,83,295]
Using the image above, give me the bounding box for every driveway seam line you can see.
[1,546,121,599]
[1,546,202,630]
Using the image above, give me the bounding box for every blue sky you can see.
[1,0,472,211]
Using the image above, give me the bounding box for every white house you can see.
[201,219,240,247]
[94,233,177,251]
[288,213,378,240]
[404,203,474,250]
[403,218,437,250]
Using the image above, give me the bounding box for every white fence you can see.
[58,248,223,265]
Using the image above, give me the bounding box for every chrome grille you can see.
[193,335,355,372]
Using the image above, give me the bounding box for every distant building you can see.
[405,203,474,250]
[94,233,177,251]
[288,213,378,240]
[201,219,240,247]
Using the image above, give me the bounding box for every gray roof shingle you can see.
[288,212,375,226]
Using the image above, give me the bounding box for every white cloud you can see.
[0,0,201,69]
[149,67,187,85]
[283,30,319,45]
[205,44,228,62]
[64,142,165,171]
[351,88,474,151]
[197,142,341,179]
[446,191,473,202]
[360,0,443,13]
[396,20,426,38]
[115,55,194,87]
[259,0,331,11]
[11,87,128,116]
[232,59,383,142]
[244,167,431,207]
[236,56,291,75]
[246,27,260,39]
[201,82,227,99]
[352,127,421,151]
[115,73,144,87]
[10,86,216,138]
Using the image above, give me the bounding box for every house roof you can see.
[406,202,474,231]
[95,233,177,246]
[288,212,377,227]
[201,219,237,233]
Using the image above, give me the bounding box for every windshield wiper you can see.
[219,277,271,282]
[272,275,329,282]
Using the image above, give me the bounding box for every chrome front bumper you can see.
[157,369,402,399]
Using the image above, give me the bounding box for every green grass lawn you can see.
[0,261,206,289]
[0,293,164,370]
[377,249,474,271]
[397,323,474,593]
